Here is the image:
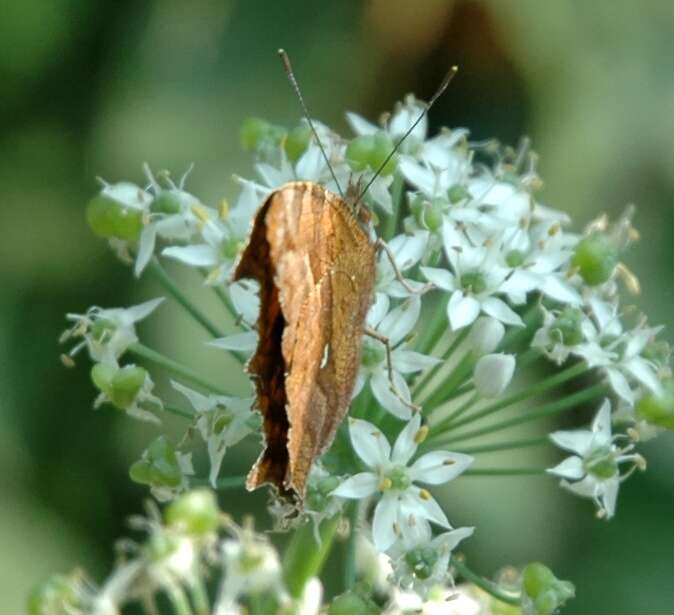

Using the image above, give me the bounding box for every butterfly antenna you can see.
[278,49,344,198]
[355,65,458,205]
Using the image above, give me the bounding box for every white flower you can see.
[63,297,164,365]
[386,584,483,615]
[547,399,644,519]
[332,415,473,551]
[473,353,516,399]
[172,381,254,487]
[356,295,439,420]
[388,517,474,594]
[421,222,523,330]
[161,181,261,284]
[215,522,283,609]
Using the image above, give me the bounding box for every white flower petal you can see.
[599,478,619,518]
[331,472,379,499]
[447,291,480,330]
[379,296,421,345]
[372,492,400,551]
[409,451,473,484]
[406,489,450,529]
[348,418,391,469]
[135,226,158,277]
[345,111,378,136]
[433,526,475,552]
[549,429,594,457]
[392,349,441,374]
[122,297,165,325]
[606,368,634,405]
[420,266,455,292]
[547,456,585,480]
[209,331,258,352]
[371,369,412,421]
[367,293,390,328]
[480,297,524,327]
[473,353,516,398]
[162,244,218,267]
[391,414,422,465]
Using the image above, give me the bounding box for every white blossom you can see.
[547,399,644,519]
[332,415,473,551]
[473,353,516,399]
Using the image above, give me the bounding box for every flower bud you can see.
[346,135,375,172]
[165,489,220,536]
[284,124,312,161]
[474,353,515,398]
[468,316,505,357]
[572,233,619,286]
[328,590,379,615]
[129,435,183,488]
[240,117,285,151]
[150,191,182,215]
[636,379,674,429]
[28,572,81,615]
[109,365,147,409]
[521,562,575,615]
[550,307,584,346]
[86,193,143,242]
[370,132,397,176]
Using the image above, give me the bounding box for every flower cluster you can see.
[44,91,674,613]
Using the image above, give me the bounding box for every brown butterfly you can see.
[233,50,455,498]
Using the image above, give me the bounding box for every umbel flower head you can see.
[49,71,674,615]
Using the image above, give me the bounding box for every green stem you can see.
[454,436,548,455]
[414,329,469,400]
[344,502,360,589]
[433,361,590,436]
[283,515,340,598]
[203,275,247,365]
[422,353,474,412]
[431,382,609,447]
[148,258,224,338]
[128,342,231,395]
[190,475,247,490]
[414,296,449,356]
[497,302,542,353]
[167,587,194,615]
[190,577,210,615]
[464,467,546,476]
[382,172,404,240]
[429,392,478,435]
[451,558,521,606]
[163,404,196,420]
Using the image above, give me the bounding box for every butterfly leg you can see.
[363,326,420,412]
[375,238,433,295]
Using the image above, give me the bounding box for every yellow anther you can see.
[219,199,230,220]
[205,268,221,285]
[414,425,429,444]
[418,488,432,501]
[379,478,393,492]
[548,223,561,237]
[616,263,640,295]
[60,354,75,368]
[191,204,210,224]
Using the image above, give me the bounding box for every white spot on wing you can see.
[320,343,330,368]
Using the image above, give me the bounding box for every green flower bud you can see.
[89,317,116,343]
[448,184,470,204]
[346,135,375,172]
[109,365,147,409]
[28,573,80,615]
[636,379,674,429]
[129,435,182,488]
[165,489,220,536]
[506,249,526,268]
[405,546,439,580]
[240,117,271,151]
[370,132,397,176]
[90,362,116,396]
[550,307,584,346]
[285,124,312,161]
[572,233,619,286]
[86,194,143,241]
[461,271,487,294]
[361,338,386,368]
[328,590,379,615]
[583,446,618,480]
[150,191,182,215]
[386,466,411,491]
[522,562,575,615]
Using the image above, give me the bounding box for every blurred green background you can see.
[2,1,674,613]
